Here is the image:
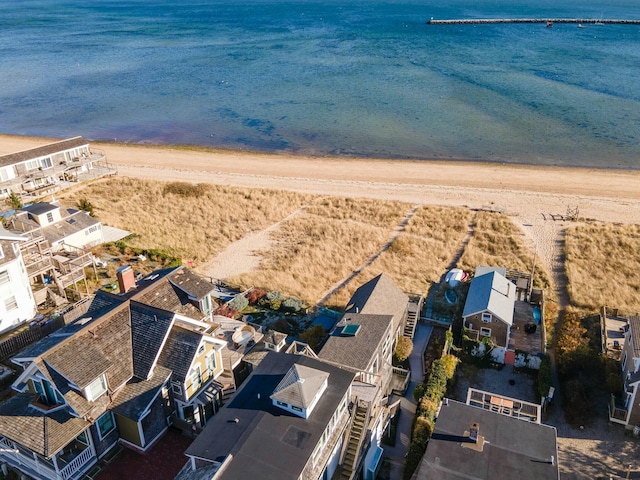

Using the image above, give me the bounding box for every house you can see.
[608,315,640,429]
[0,266,230,480]
[315,273,410,480]
[0,226,37,333]
[0,137,115,200]
[414,397,559,480]
[177,351,355,480]
[9,202,104,253]
[462,268,516,349]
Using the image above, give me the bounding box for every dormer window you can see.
[271,364,329,419]
[33,378,64,407]
[86,374,108,401]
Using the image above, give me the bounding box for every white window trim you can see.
[96,411,116,440]
[172,381,182,395]
[0,270,9,285]
[86,374,108,402]
[4,295,18,311]
[480,327,491,337]
[482,312,492,323]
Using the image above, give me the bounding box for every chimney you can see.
[117,265,136,294]
[469,423,479,443]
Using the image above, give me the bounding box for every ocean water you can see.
[1,0,639,168]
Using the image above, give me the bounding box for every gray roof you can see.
[345,273,408,332]
[130,301,175,380]
[318,313,392,371]
[39,209,100,245]
[462,271,516,326]
[271,364,329,408]
[132,271,205,320]
[415,399,559,480]
[157,326,202,381]
[629,316,640,358]
[21,202,59,216]
[110,365,172,421]
[0,393,90,459]
[263,329,287,346]
[184,352,355,480]
[474,265,507,278]
[169,268,215,300]
[0,137,87,168]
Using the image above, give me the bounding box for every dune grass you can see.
[456,211,550,289]
[230,211,393,303]
[59,178,312,263]
[322,205,474,308]
[304,196,409,228]
[565,223,640,312]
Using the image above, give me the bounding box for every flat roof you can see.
[415,399,559,480]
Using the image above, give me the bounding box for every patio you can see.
[86,428,192,480]
[509,301,543,355]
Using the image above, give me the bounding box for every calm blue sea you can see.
[1,0,639,167]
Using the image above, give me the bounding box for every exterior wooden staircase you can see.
[404,295,423,339]
[340,404,368,480]
[216,371,237,405]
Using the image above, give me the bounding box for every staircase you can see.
[404,296,422,339]
[216,371,237,405]
[340,404,368,480]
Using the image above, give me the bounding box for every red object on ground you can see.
[504,350,516,365]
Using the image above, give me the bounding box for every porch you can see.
[0,434,97,480]
[609,394,629,425]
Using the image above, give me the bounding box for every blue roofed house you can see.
[462,268,516,352]
[0,266,228,480]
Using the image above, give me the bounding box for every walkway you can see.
[383,324,433,479]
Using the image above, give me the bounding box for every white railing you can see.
[0,437,56,478]
[60,446,95,480]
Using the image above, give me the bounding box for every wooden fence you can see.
[0,317,65,363]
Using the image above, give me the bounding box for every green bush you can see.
[537,354,552,398]
[413,383,426,402]
[228,295,249,312]
[300,325,326,351]
[404,417,433,480]
[77,197,95,216]
[282,297,303,313]
[439,354,458,380]
[424,361,447,400]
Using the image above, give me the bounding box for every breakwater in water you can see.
[427,18,640,25]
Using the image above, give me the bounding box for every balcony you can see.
[609,394,629,424]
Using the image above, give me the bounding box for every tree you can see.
[395,336,413,362]
[77,197,95,216]
[300,325,326,351]
[5,191,22,210]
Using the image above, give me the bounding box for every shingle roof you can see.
[110,365,172,421]
[0,137,87,168]
[169,268,215,300]
[183,352,355,480]
[318,314,392,371]
[21,202,59,216]
[263,329,287,346]
[132,275,204,320]
[0,393,90,459]
[462,271,516,326]
[130,301,174,380]
[271,364,329,408]
[345,273,408,332]
[415,399,559,480]
[629,316,640,357]
[157,326,202,381]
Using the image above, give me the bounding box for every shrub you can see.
[439,354,459,380]
[246,288,267,305]
[5,191,22,210]
[404,417,433,480]
[271,318,291,335]
[162,182,209,198]
[395,336,413,362]
[282,297,303,313]
[417,396,440,421]
[228,295,249,312]
[413,383,426,402]
[424,361,447,400]
[299,325,326,351]
[77,197,95,216]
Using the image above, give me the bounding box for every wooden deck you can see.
[508,301,542,355]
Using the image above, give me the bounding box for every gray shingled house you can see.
[0,266,227,480]
[608,315,640,429]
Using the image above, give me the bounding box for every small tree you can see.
[395,336,413,363]
[228,294,249,312]
[77,197,95,217]
[300,325,326,351]
[5,191,22,210]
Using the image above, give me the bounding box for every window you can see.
[4,296,18,311]
[33,379,62,407]
[198,344,205,355]
[0,270,9,285]
[40,157,53,169]
[207,352,217,374]
[622,351,628,372]
[480,327,491,337]
[190,365,202,391]
[276,400,288,407]
[172,382,182,395]
[291,405,303,412]
[85,225,100,235]
[25,159,39,170]
[86,375,107,401]
[96,411,116,439]
[0,246,4,259]
[482,313,492,323]
[46,212,54,224]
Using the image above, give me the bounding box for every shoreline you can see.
[2,134,640,203]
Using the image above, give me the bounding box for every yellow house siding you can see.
[184,343,223,399]
[114,414,142,447]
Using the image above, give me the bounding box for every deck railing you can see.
[60,446,96,480]
[609,394,628,424]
